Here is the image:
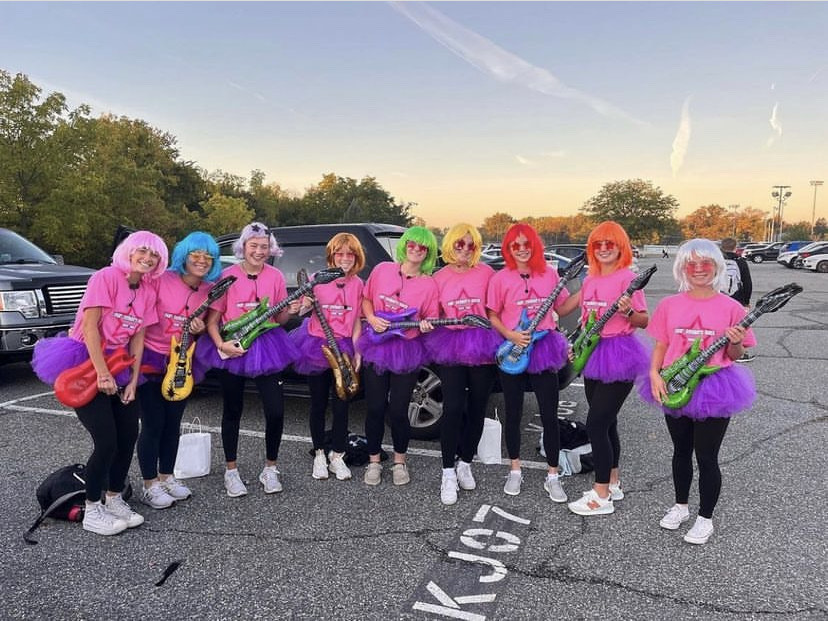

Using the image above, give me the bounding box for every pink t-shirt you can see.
[580,268,647,337]
[143,271,212,355]
[210,263,288,323]
[647,292,757,368]
[486,266,570,331]
[307,275,363,340]
[433,262,494,330]
[363,261,439,338]
[71,266,158,348]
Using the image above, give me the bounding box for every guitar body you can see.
[570,311,600,375]
[364,307,418,344]
[54,347,136,408]
[495,308,549,375]
[659,338,721,409]
[220,297,270,337]
[161,336,195,402]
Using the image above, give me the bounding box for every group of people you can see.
[31,219,757,546]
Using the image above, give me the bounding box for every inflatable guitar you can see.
[364,309,491,344]
[54,347,136,409]
[569,264,657,375]
[219,267,344,358]
[161,275,236,401]
[660,283,802,409]
[496,253,587,375]
[297,268,360,401]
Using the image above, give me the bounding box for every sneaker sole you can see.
[83,522,127,536]
[226,488,248,498]
[312,472,329,480]
[364,478,381,486]
[331,471,352,481]
[441,496,458,506]
[458,481,476,491]
[659,517,689,530]
[568,503,615,516]
[141,498,175,509]
[544,485,568,503]
[683,532,712,544]
[503,487,521,496]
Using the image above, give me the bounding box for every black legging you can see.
[218,370,285,462]
[307,370,349,454]
[136,380,188,480]
[74,392,140,502]
[439,364,496,468]
[584,379,633,485]
[664,415,730,519]
[363,365,419,456]
[499,369,560,466]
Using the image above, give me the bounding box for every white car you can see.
[802,252,828,273]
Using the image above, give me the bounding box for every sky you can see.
[2,1,827,229]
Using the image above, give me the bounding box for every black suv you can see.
[742,241,785,263]
[0,228,94,363]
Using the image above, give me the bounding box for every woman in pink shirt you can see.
[564,221,649,517]
[195,222,300,498]
[643,238,756,545]
[32,231,167,536]
[290,232,365,482]
[358,226,438,487]
[426,223,499,505]
[487,223,576,501]
[137,231,222,509]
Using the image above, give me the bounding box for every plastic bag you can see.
[476,409,503,465]
[174,417,212,479]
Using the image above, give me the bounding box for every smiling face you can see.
[452,234,476,267]
[592,239,620,271]
[683,253,717,289]
[243,236,271,268]
[332,244,356,273]
[185,250,214,280]
[405,240,429,267]
[130,246,161,275]
[509,234,533,268]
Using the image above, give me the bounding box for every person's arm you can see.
[648,341,668,403]
[487,308,529,347]
[207,308,245,357]
[738,258,752,307]
[81,307,118,396]
[556,289,581,318]
[121,328,145,403]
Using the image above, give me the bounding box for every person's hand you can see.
[649,371,667,404]
[725,325,746,345]
[509,329,531,348]
[219,340,246,358]
[97,372,117,396]
[119,383,137,405]
[189,317,205,334]
[368,315,389,333]
[617,294,632,316]
[419,319,434,333]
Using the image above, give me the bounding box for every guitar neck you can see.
[525,279,568,333]
[680,309,761,376]
[386,317,463,330]
[583,281,638,339]
[309,296,343,359]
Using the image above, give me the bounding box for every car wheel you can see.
[794,259,804,269]
[406,366,443,440]
[817,261,828,274]
[751,255,764,263]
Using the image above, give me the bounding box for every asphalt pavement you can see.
[1,256,826,620]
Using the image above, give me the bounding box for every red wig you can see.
[586,221,633,276]
[502,223,547,275]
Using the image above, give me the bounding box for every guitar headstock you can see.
[630,264,658,290]
[310,267,345,286]
[561,252,587,282]
[296,268,309,288]
[207,275,237,302]
[754,283,803,314]
[461,314,492,329]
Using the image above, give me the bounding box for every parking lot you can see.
[1,257,826,620]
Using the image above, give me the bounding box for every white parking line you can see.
[0,392,554,470]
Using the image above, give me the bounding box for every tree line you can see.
[2,71,824,267]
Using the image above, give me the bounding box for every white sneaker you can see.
[503,470,523,496]
[259,465,283,493]
[312,449,329,480]
[104,494,144,528]
[82,501,127,536]
[683,516,714,545]
[328,452,352,480]
[609,481,624,501]
[568,489,614,516]
[441,472,459,506]
[224,469,248,497]
[543,476,567,503]
[364,462,382,486]
[659,504,690,530]
[159,476,191,500]
[141,482,176,509]
[455,461,476,491]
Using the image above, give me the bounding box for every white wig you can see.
[232,222,283,260]
[673,238,728,292]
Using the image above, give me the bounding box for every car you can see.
[545,244,586,260]
[802,251,828,273]
[736,242,770,258]
[0,228,94,363]
[793,242,828,270]
[213,223,582,440]
[742,241,786,263]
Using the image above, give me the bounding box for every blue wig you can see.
[169,231,221,282]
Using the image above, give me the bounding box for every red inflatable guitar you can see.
[53,347,136,408]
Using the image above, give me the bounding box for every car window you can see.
[375,235,403,259]
[0,229,57,265]
[273,244,329,288]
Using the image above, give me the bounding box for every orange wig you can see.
[586,221,633,276]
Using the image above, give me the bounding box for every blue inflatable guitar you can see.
[496,253,586,375]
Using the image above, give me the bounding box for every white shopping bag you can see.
[173,417,212,479]
[476,409,503,465]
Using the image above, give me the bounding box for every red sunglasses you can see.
[453,240,477,252]
[510,241,531,252]
[406,241,429,253]
[592,240,616,251]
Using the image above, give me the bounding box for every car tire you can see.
[406,366,443,440]
[817,261,828,274]
[751,255,764,263]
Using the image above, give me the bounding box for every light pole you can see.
[771,185,792,242]
[728,204,739,237]
[810,180,823,239]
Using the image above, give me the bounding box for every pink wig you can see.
[111,230,168,280]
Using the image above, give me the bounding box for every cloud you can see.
[670,97,691,177]
[767,102,782,147]
[390,1,645,126]
[515,155,536,167]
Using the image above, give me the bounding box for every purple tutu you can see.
[425,326,500,367]
[194,327,299,378]
[31,335,143,387]
[357,331,426,374]
[527,330,569,374]
[637,364,756,420]
[141,347,207,385]
[289,320,355,375]
[583,333,650,383]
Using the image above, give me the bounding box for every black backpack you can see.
[25,464,132,544]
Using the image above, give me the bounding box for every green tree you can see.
[814,217,827,240]
[581,179,679,244]
[200,193,254,238]
[299,174,412,226]
[782,221,812,242]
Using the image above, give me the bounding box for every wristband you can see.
[624,308,635,317]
